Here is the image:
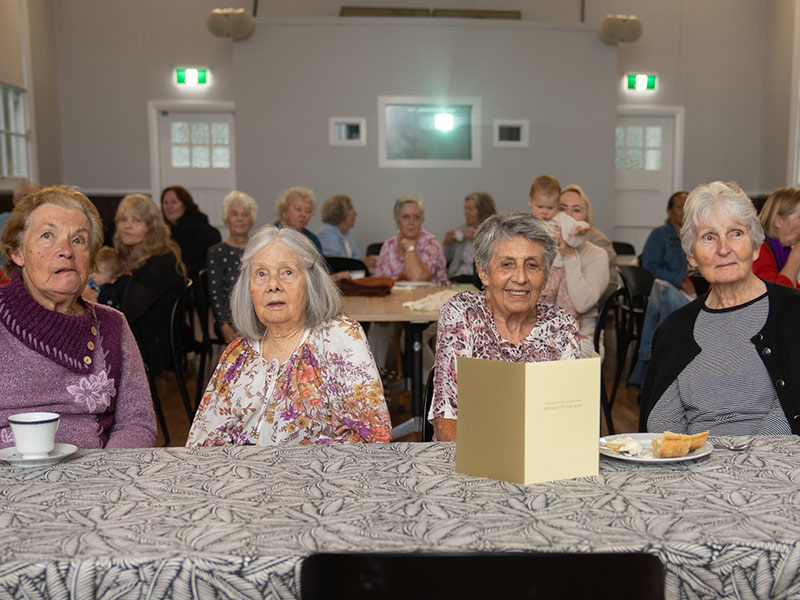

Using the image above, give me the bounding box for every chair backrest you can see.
[422,367,435,442]
[193,269,211,334]
[618,265,655,307]
[324,256,369,274]
[593,283,626,352]
[366,242,383,256]
[612,241,636,255]
[301,552,665,600]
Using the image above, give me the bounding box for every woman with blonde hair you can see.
[754,187,800,288]
[275,186,322,252]
[559,184,617,283]
[101,194,187,375]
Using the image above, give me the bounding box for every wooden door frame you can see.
[615,105,685,193]
[147,100,236,202]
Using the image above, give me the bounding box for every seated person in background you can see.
[430,212,581,442]
[161,185,221,279]
[641,191,696,296]
[375,195,446,284]
[317,194,377,272]
[275,186,322,253]
[754,187,800,288]
[187,225,392,446]
[559,184,618,283]
[0,181,40,232]
[371,195,447,370]
[103,194,188,377]
[529,176,609,358]
[208,191,258,345]
[0,186,156,448]
[641,181,800,436]
[82,246,123,303]
[444,191,497,282]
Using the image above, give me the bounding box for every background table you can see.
[1,438,800,599]
[343,286,444,437]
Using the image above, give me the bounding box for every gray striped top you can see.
[647,293,791,435]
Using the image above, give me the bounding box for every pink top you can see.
[375,230,447,284]
[430,291,581,421]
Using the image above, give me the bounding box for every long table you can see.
[343,286,444,437]
[2,438,800,599]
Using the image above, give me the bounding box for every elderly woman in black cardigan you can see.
[641,181,800,435]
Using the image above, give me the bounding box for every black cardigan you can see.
[639,280,800,434]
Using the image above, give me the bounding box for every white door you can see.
[614,111,681,255]
[157,110,236,233]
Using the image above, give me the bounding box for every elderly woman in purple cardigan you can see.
[0,186,156,448]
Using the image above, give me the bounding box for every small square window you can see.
[329,117,366,147]
[493,119,529,148]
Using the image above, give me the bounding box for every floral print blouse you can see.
[187,315,392,446]
[375,230,447,285]
[430,291,581,421]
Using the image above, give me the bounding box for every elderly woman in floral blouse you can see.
[187,225,392,446]
[430,212,581,441]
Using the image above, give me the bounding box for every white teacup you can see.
[349,270,366,280]
[8,412,60,459]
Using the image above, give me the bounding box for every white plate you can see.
[393,281,436,289]
[0,443,78,467]
[599,433,712,463]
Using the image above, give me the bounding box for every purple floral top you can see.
[430,291,581,421]
[187,315,392,446]
[375,230,447,285]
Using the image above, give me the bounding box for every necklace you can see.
[260,327,306,362]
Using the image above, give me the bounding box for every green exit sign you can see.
[175,68,208,86]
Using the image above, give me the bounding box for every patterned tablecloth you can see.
[1,439,800,599]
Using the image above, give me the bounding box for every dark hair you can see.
[160,185,199,215]
[667,191,688,211]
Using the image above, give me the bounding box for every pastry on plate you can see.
[651,430,709,458]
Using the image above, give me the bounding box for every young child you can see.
[83,246,124,303]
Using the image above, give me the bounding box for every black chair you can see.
[145,363,170,446]
[612,241,636,255]
[324,256,369,275]
[168,281,196,422]
[366,242,383,257]
[593,283,628,435]
[301,552,665,600]
[193,269,227,408]
[422,367,435,442]
[617,265,655,382]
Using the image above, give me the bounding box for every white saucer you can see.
[0,443,78,467]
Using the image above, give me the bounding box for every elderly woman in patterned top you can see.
[430,212,581,441]
[187,225,392,445]
[0,186,156,449]
[207,190,258,344]
[641,181,800,435]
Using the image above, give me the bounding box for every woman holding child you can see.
[0,186,156,448]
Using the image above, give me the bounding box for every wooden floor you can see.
[154,324,641,447]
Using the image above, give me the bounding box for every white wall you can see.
[233,18,617,250]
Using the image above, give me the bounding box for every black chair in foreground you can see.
[422,367,435,442]
[194,269,227,408]
[594,283,628,435]
[366,242,383,257]
[168,281,196,422]
[617,264,655,382]
[301,552,665,600]
[612,240,636,255]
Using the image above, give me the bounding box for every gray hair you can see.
[230,225,342,339]
[474,212,558,277]
[222,190,258,222]
[681,181,764,259]
[392,195,424,220]
[276,186,315,220]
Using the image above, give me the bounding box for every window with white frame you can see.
[0,83,30,179]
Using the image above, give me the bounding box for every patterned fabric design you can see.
[1,438,800,599]
[374,230,447,285]
[187,315,392,445]
[431,291,581,420]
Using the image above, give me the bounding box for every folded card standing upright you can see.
[454,356,600,484]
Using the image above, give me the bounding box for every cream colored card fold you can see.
[455,355,600,484]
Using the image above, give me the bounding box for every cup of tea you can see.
[8,412,60,459]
